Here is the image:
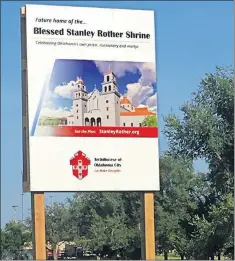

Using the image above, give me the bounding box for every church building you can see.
[66,70,156,127]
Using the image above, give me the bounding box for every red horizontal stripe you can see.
[52,126,158,138]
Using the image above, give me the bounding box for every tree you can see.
[142,115,158,127]
[155,155,198,260]
[186,194,234,260]
[164,66,234,194]
[67,192,141,258]
[87,209,130,254]
[45,202,73,259]
[164,66,234,259]
[67,193,125,240]
[1,221,32,259]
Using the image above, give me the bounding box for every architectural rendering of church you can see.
[66,70,156,127]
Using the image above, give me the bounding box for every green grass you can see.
[39,116,60,126]
[156,255,180,260]
[156,255,230,260]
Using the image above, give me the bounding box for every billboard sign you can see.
[22,4,159,191]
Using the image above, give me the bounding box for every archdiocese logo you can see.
[70,150,91,180]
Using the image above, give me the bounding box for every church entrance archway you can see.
[91,118,96,127]
[85,118,89,126]
[97,117,102,126]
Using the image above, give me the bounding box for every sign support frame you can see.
[31,192,46,260]
[21,7,46,260]
[140,192,156,260]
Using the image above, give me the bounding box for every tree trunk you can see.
[180,254,184,260]
[217,252,221,260]
[164,251,168,260]
[53,249,57,260]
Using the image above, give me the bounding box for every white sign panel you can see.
[22,4,159,192]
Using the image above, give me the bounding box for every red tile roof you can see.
[120,107,156,116]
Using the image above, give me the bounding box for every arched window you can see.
[107,76,110,82]
[109,85,111,91]
[104,86,107,92]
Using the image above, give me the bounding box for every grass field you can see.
[156,255,230,260]
[156,255,180,260]
[39,116,60,126]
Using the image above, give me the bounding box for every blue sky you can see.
[1,1,233,226]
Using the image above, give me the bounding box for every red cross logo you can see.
[70,151,91,180]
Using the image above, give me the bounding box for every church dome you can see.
[120,96,131,105]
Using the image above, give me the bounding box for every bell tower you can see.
[73,77,88,126]
[101,69,118,94]
[101,68,121,126]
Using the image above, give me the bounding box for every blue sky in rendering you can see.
[49,60,143,97]
[38,60,156,123]
[1,1,233,226]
